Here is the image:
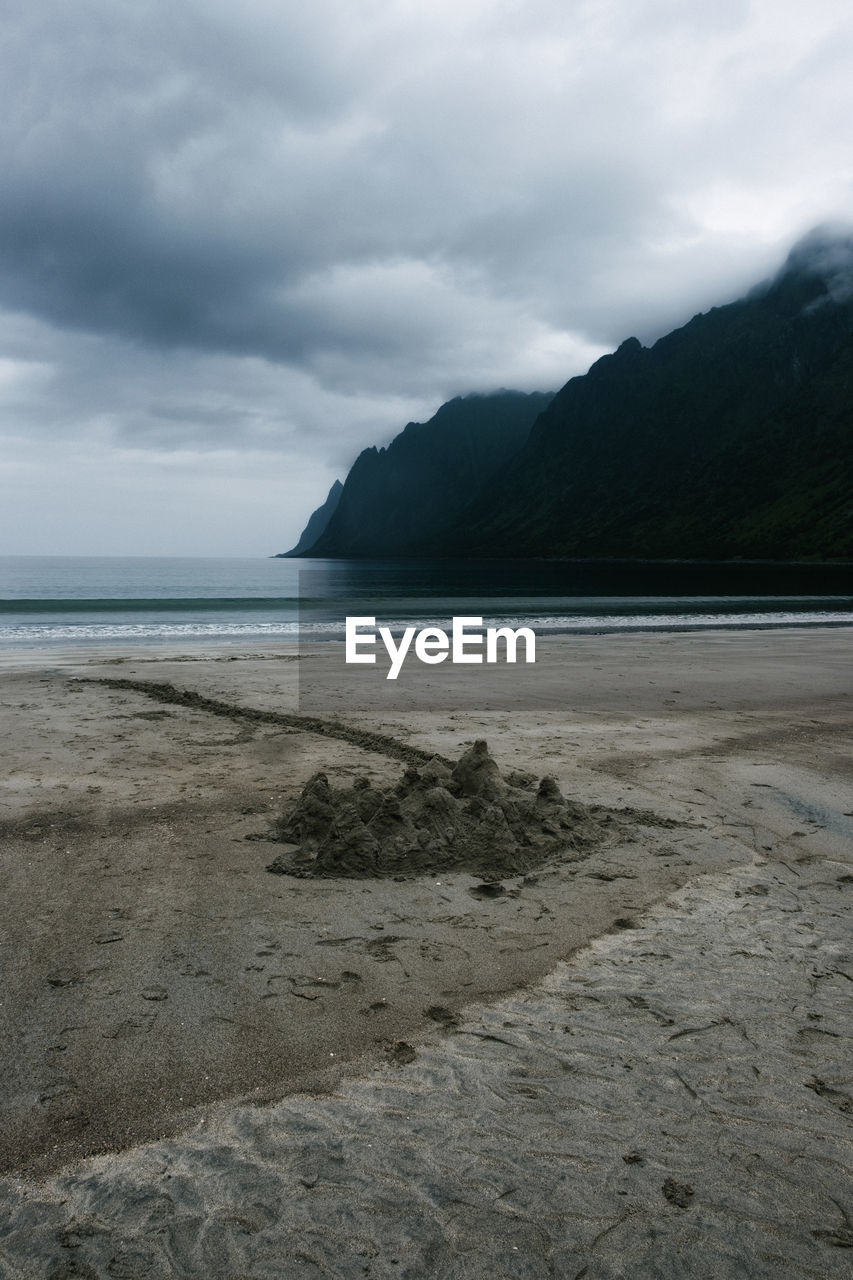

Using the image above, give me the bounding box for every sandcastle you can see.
[266,739,604,879]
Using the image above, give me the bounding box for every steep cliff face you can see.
[301,391,553,557]
[440,227,853,560]
[278,480,343,557]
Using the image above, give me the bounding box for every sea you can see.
[0,555,852,650]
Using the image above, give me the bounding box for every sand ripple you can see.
[2,860,851,1279]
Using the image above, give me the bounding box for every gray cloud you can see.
[1,0,852,552]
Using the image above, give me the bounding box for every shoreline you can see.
[0,615,851,670]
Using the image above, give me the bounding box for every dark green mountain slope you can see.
[442,228,853,560]
[278,479,343,557]
[302,390,553,557]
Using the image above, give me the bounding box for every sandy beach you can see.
[0,629,851,1277]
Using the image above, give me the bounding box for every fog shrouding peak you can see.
[779,224,853,302]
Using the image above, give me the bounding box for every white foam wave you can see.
[0,610,851,646]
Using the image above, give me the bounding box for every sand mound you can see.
[266,740,604,879]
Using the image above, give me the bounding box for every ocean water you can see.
[0,555,851,648]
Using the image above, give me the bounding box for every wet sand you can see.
[0,630,851,1276]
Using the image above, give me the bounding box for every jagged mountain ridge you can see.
[298,390,554,557]
[442,228,853,560]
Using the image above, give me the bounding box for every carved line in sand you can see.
[83,676,448,768]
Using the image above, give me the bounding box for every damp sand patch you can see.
[266,739,633,880]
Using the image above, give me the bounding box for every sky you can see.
[1,0,852,557]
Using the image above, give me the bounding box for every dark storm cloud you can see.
[0,0,386,363]
[6,0,849,380]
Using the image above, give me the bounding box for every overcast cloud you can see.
[1,0,852,555]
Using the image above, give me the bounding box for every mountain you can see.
[440,227,853,561]
[278,480,343,557]
[297,390,553,557]
[283,227,853,562]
